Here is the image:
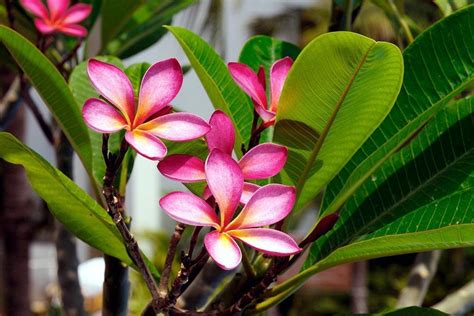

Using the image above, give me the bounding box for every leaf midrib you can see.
[323,73,474,216]
[295,41,377,199]
[345,146,473,243]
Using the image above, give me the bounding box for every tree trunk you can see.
[54,132,85,316]
[1,106,35,316]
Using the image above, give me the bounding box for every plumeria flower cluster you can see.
[20,0,92,37]
[80,56,299,270]
[82,58,210,160]
[160,150,301,270]
[158,110,287,204]
[228,57,293,126]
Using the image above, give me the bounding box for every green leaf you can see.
[273,32,403,210]
[100,0,144,49]
[380,307,448,316]
[69,56,125,186]
[0,26,92,173]
[125,62,150,95]
[321,5,474,217]
[238,35,300,74]
[166,26,254,157]
[304,97,474,270]
[0,132,159,279]
[270,99,473,301]
[105,0,196,58]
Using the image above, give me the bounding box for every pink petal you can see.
[239,143,287,180]
[228,228,301,256]
[47,0,69,20]
[203,185,212,200]
[58,23,88,37]
[257,66,266,90]
[135,58,183,125]
[228,62,267,109]
[204,231,241,270]
[125,130,167,160]
[34,19,56,34]
[205,110,235,155]
[241,182,260,205]
[87,59,135,124]
[205,149,243,227]
[62,3,92,24]
[139,112,210,141]
[226,184,296,230]
[20,0,48,19]
[82,98,127,133]
[254,104,276,123]
[160,192,219,228]
[269,57,292,113]
[157,155,205,183]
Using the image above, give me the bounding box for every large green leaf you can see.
[267,99,474,304]
[104,0,196,58]
[69,56,125,186]
[304,97,474,269]
[273,32,403,210]
[0,26,92,173]
[321,5,474,217]
[0,132,159,279]
[166,26,254,157]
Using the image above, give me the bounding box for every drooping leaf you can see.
[69,56,125,186]
[304,97,474,269]
[0,132,159,279]
[273,31,403,210]
[105,0,196,58]
[0,26,93,173]
[166,26,254,157]
[321,5,474,217]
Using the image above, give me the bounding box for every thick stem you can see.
[101,136,160,313]
[1,106,34,316]
[54,132,85,316]
[102,254,130,316]
[397,251,441,307]
[157,223,186,311]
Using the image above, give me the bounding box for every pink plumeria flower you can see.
[20,0,92,37]
[82,58,211,160]
[228,57,293,126]
[158,110,287,203]
[160,149,301,270]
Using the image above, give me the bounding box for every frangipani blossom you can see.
[82,58,210,160]
[158,110,287,203]
[160,150,301,270]
[228,57,293,125]
[20,0,92,37]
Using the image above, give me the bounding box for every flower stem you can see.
[102,135,161,313]
[157,223,186,309]
[241,246,257,279]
